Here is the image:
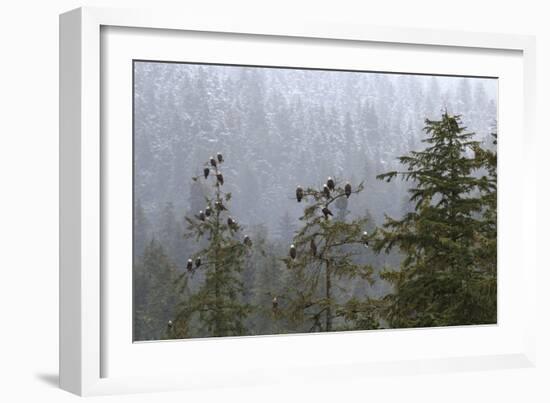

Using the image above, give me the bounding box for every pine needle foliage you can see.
[374,112,497,328]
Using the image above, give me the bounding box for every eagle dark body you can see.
[217,152,224,163]
[203,167,210,179]
[289,244,297,259]
[310,239,317,256]
[323,184,331,198]
[327,177,335,191]
[205,206,212,217]
[186,259,193,271]
[322,206,333,219]
[296,186,304,202]
[195,257,201,268]
[344,182,352,198]
[216,173,224,186]
[198,210,206,221]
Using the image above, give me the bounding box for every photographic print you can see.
[132,61,497,341]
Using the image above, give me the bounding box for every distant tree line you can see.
[134,62,497,240]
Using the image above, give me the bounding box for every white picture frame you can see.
[59,6,537,396]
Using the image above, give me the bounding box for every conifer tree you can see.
[374,112,497,327]
[282,178,375,332]
[134,239,178,341]
[470,131,497,317]
[171,153,251,338]
[247,228,287,335]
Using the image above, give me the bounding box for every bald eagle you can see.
[215,201,226,211]
[362,231,369,248]
[243,235,252,247]
[217,152,224,163]
[167,320,173,329]
[195,257,201,268]
[289,244,297,260]
[203,167,210,179]
[310,238,317,257]
[216,173,224,186]
[327,177,335,191]
[210,156,217,167]
[296,186,304,202]
[323,184,331,198]
[272,296,279,310]
[322,206,333,219]
[227,216,236,228]
[198,210,206,221]
[205,206,212,217]
[344,182,352,198]
[186,259,193,271]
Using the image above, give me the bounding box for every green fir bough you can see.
[374,112,497,328]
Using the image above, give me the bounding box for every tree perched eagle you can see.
[362,231,369,248]
[289,244,297,259]
[203,167,210,179]
[198,210,206,221]
[327,176,335,191]
[322,206,333,219]
[217,152,224,163]
[167,320,173,329]
[210,156,217,167]
[205,206,212,217]
[227,216,236,228]
[272,296,278,310]
[310,238,317,257]
[215,201,226,211]
[186,259,193,271]
[344,182,352,198]
[296,185,304,202]
[216,173,224,186]
[195,257,201,268]
[243,235,252,247]
[323,184,331,198]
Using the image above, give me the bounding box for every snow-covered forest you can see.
[133,61,497,341]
